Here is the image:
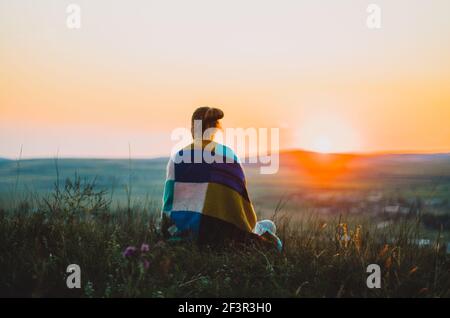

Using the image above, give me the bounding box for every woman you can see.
[161,106,282,251]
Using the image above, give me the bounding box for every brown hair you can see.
[191,106,224,138]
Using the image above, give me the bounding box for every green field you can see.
[0,151,449,297]
[1,151,449,219]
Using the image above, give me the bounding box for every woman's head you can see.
[191,106,224,139]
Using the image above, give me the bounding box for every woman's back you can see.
[161,140,258,244]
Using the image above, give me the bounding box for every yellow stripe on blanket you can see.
[202,182,257,232]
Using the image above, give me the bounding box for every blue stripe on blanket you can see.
[162,180,175,212]
[174,161,249,201]
[214,144,240,163]
[170,211,201,235]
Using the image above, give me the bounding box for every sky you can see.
[1,0,450,158]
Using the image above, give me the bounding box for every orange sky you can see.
[1,1,449,158]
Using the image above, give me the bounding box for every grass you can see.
[0,176,449,298]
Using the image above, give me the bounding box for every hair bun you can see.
[204,107,224,121]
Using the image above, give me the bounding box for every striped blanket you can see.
[161,140,281,249]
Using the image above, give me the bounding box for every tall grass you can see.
[0,176,449,298]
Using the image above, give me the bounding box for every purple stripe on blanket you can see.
[174,160,249,202]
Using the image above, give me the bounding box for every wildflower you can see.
[142,259,150,270]
[353,225,362,252]
[123,246,137,257]
[378,244,389,258]
[141,243,150,253]
[385,256,392,269]
[342,223,349,248]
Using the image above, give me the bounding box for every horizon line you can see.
[1,148,450,161]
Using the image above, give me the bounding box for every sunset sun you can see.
[296,113,361,154]
[311,135,333,153]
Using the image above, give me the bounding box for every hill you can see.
[0,151,449,215]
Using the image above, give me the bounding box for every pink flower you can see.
[142,259,150,270]
[140,243,150,253]
[123,246,137,257]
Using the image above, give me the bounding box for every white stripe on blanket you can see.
[172,182,208,212]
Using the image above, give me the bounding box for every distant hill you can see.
[275,150,450,177]
[0,157,169,201]
[278,149,450,166]
[0,151,449,205]
[279,149,450,160]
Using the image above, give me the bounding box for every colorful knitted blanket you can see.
[161,140,259,243]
